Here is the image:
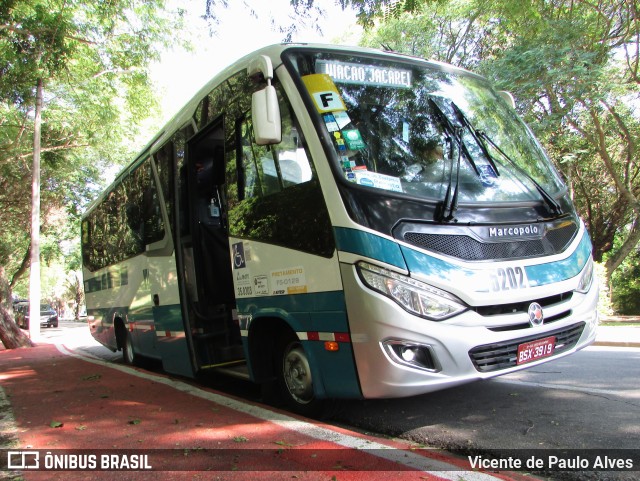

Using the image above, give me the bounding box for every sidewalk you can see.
[0,342,534,481]
[593,326,640,348]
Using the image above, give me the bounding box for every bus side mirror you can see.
[252,86,281,145]
[248,55,281,145]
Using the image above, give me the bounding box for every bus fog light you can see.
[401,346,416,362]
[383,340,441,372]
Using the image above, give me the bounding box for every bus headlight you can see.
[356,262,466,321]
[576,256,595,294]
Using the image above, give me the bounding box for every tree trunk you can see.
[29,77,43,341]
[10,245,31,289]
[74,272,83,321]
[0,266,35,349]
[605,215,640,284]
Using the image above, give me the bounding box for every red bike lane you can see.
[0,343,537,481]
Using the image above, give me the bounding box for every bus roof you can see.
[157,43,479,147]
[82,43,480,217]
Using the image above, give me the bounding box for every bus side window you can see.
[276,127,312,186]
[226,80,334,258]
[239,120,262,200]
[154,141,175,235]
[175,124,195,237]
[239,105,313,198]
[127,159,165,246]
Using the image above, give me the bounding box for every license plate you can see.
[516,336,556,365]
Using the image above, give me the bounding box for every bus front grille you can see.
[401,222,578,261]
[468,322,585,373]
[474,291,573,331]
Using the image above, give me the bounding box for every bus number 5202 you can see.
[491,266,528,292]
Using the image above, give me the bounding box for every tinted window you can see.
[81,157,165,271]
[225,81,334,257]
[154,141,175,236]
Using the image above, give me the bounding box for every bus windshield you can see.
[287,50,566,206]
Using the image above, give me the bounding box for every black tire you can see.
[276,333,324,417]
[122,329,137,365]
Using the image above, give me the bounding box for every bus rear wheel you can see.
[123,330,137,365]
[276,334,323,417]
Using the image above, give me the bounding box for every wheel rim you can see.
[125,333,135,364]
[282,343,314,405]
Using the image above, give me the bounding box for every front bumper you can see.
[343,263,598,399]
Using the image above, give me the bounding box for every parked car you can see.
[14,302,59,329]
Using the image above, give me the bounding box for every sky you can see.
[150,0,361,124]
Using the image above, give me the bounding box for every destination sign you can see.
[316,60,412,88]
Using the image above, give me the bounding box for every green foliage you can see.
[609,240,640,315]
[363,0,640,312]
[0,0,184,293]
[611,252,640,314]
[0,0,72,104]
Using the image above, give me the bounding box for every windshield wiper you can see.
[428,98,464,222]
[476,130,562,216]
[450,102,501,179]
[448,101,561,216]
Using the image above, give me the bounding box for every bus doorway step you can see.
[197,342,245,367]
[212,362,250,380]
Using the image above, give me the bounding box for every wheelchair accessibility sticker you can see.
[232,242,246,269]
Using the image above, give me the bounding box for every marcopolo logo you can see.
[488,225,541,239]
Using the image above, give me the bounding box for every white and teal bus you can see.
[82,43,598,414]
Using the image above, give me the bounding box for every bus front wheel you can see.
[276,334,323,417]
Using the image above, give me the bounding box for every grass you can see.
[600,321,640,327]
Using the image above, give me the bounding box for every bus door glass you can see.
[184,120,243,368]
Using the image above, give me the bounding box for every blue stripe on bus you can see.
[401,230,592,288]
[400,245,477,284]
[334,227,406,269]
[525,231,592,287]
[153,304,194,377]
[236,290,362,399]
[237,291,346,331]
[153,304,185,331]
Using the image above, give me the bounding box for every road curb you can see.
[593,340,640,348]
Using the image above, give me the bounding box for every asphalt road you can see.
[39,320,640,478]
[329,346,640,450]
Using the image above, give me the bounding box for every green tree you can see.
[0,0,184,347]
[362,0,640,303]
[611,247,640,314]
[202,0,428,39]
[479,1,640,283]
